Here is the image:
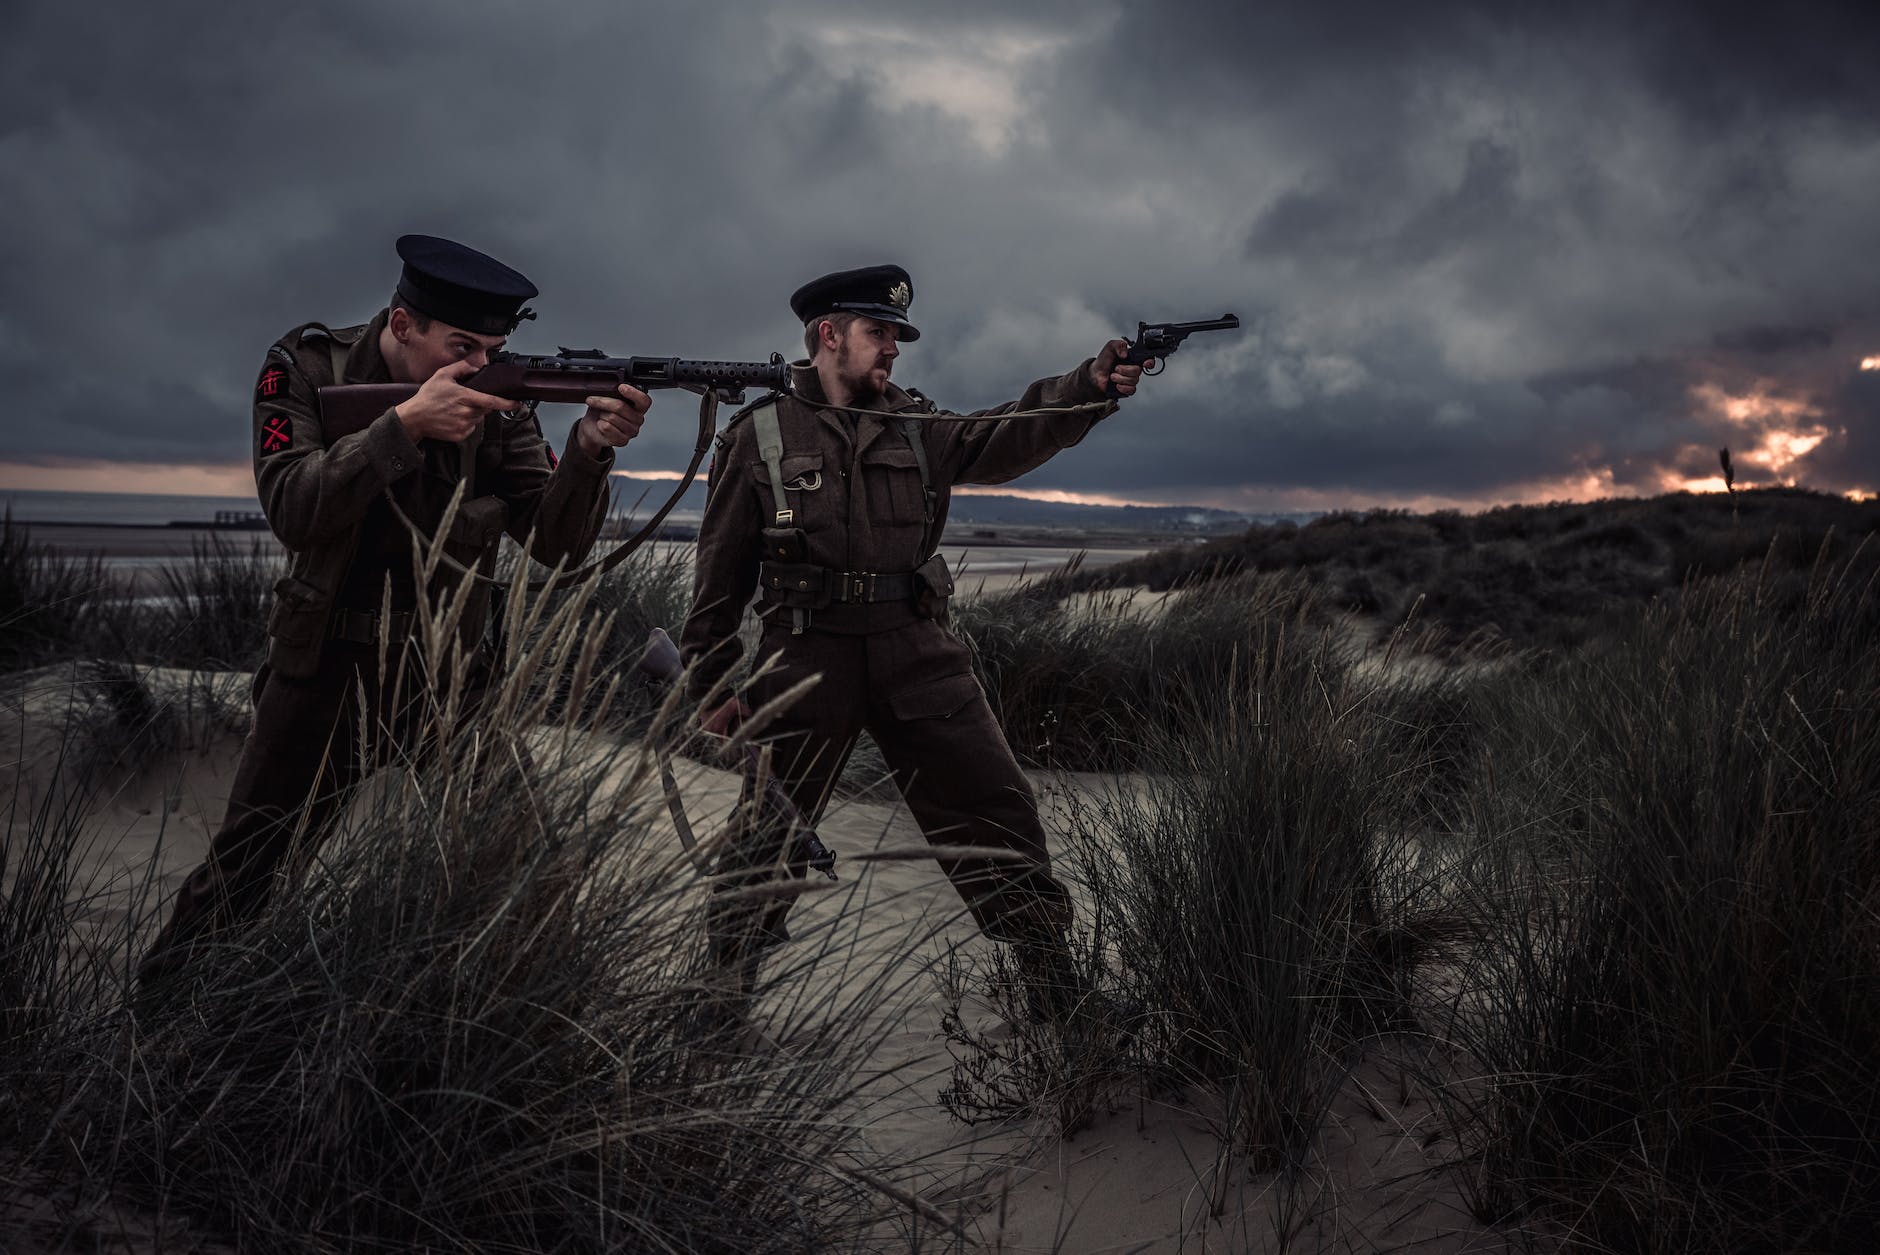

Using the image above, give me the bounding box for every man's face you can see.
[390,306,506,383]
[833,315,902,400]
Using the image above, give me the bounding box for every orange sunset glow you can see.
[1669,381,1833,494]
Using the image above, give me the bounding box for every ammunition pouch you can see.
[760,561,831,609]
[912,553,954,622]
[761,525,809,564]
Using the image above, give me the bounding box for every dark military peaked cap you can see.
[394,234,539,337]
[790,264,920,341]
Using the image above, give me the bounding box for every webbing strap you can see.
[895,416,937,530]
[750,401,793,526]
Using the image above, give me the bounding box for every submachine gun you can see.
[635,627,838,882]
[317,348,794,439]
[1106,314,1240,398]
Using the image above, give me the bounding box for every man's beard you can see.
[836,345,890,404]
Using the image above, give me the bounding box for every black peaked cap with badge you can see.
[790,264,920,341]
[395,234,540,337]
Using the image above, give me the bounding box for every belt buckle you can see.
[848,574,868,602]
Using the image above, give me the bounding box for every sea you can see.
[3,489,269,528]
[1,486,704,530]
[2,489,1147,580]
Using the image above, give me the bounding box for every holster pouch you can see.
[266,575,329,650]
[444,495,512,566]
[761,525,808,564]
[913,553,955,622]
[760,560,832,609]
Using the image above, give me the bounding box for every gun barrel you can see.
[497,352,792,394]
[1145,314,1239,334]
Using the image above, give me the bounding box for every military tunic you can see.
[679,360,1113,957]
[141,310,616,977]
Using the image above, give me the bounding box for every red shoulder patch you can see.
[260,415,291,454]
[546,443,559,469]
[257,365,289,400]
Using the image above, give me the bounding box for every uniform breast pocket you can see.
[859,443,927,526]
[749,452,824,522]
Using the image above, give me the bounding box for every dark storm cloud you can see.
[3,0,1877,507]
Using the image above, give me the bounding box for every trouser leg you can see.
[865,622,1071,943]
[139,656,368,980]
[705,628,865,968]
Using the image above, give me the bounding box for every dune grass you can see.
[1,512,112,671]
[1425,544,1880,1251]
[953,569,1318,771]
[0,538,965,1254]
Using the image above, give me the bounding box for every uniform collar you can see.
[789,360,924,454]
[344,309,395,385]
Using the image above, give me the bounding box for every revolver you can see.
[1108,314,1241,398]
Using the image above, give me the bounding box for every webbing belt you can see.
[330,608,415,645]
[828,571,916,603]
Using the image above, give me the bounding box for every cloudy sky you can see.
[4,0,1878,511]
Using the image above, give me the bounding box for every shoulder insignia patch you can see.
[546,443,559,469]
[259,415,292,454]
[257,364,290,401]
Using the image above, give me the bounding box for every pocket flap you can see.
[888,671,980,721]
[268,576,328,646]
[860,443,920,469]
[272,575,323,605]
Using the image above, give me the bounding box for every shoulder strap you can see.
[325,337,349,387]
[751,401,793,526]
[896,416,937,532]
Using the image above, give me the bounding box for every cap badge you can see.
[887,281,911,310]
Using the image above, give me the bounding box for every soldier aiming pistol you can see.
[1105,314,1240,398]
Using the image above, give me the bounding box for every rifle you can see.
[1107,314,1240,398]
[635,627,838,881]
[317,347,794,440]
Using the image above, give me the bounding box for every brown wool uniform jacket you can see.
[251,309,615,678]
[680,360,1114,699]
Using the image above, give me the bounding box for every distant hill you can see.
[1073,488,1880,651]
[606,473,1297,539]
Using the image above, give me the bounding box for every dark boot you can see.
[1012,934,1085,1025]
[683,947,769,1054]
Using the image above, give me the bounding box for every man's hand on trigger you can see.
[700,696,750,738]
[575,383,651,458]
[395,360,519,442]
[1091,338,1150,398]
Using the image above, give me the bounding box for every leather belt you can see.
[330,608,415,645]
[826,571,916,604]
